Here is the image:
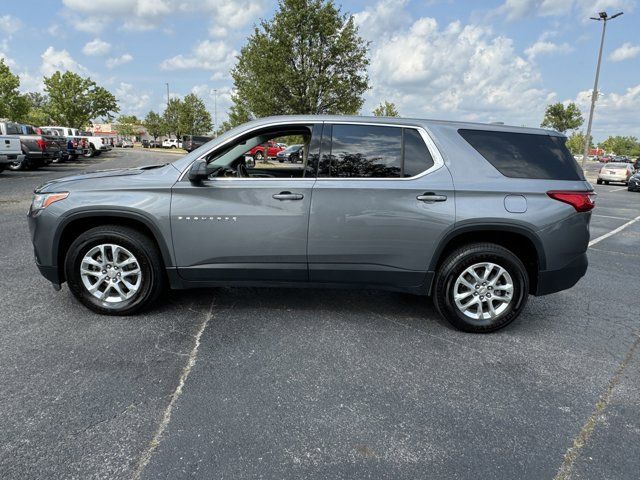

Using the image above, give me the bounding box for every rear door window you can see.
[458,129,585,181]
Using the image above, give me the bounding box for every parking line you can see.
[592,214,633,221]
[589,214,640,247]
[609,187,628,192]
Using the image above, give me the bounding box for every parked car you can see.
[37,126,88,161]
[121,139,134,148]
[0,134,24,173]
[628,171,640,192]
[276,144,304,163]
[28,115,594,333]
[246,140,284,161]
[0,121,60,170]
[162,138,182,149]
[596,162,634,185]
[183,135,212,152]
[141,139,150,148]
[40,126,110,158]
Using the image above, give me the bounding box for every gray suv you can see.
[28,116,595,332]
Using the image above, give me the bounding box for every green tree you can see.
[116,114,139,137]
[372,100,399,117]
[0,59,30,121]
[599,136,640,157]
[163,98,182,139]
[43,71,119,129]
[230,0,369,119]
[565,131,592,155]
[143,111,166,140]
[20,92,52,125]
[540,102,583,133]
[218,94,253,134]
[179,93,212,136]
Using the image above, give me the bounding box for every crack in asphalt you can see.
[131,299,216,480]
[554,332,640,480]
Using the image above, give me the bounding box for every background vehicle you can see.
[149,139,162,148]
[596,162,633,185]
[628,171,640,192]
[276,144,304,163]
[37,126,88,161]
[116,138,134,148]
[40,126,110,158]
[0,135,24,173]
[0,120,60,170]
[246,139,284,161]
[29,116,594,333]
[183,135,212,152]
[162,138,182,149]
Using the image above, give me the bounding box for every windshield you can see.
[283,144,302,153]
[607,163,627,168]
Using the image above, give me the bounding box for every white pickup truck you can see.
[162,138,182,149]
[40,126,112,158]
[0,135,24,173]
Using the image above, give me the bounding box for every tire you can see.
[432,243,529,333]
[64,225,166,315]
[596,179,603,185]
[171,145,176,149]
[254,151,263,162]
[84,145,96,158]
[604,181,609,185]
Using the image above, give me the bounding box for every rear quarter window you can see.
[458,129,585,181]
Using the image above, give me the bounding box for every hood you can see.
[35,164,170,193]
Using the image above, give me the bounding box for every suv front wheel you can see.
[433,243,529,333]
[65,225,166,315]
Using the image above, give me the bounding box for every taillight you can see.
[547,191,596,212]
[36,139,46,151]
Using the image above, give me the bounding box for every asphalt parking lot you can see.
[1,150,638,479]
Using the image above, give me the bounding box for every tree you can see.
[20,92,52,125]
[0,59,29,121]
[218,94,253,134]
[116,115,140,137]
[163,98,182,138]
[43,71,119,129]
[179,93,212,136]
[229,0,369,119]
[372,101,399,117]
[565,131,592,155]
[540,102,583,133]
[599,136,640,157]
[143,111,166,140]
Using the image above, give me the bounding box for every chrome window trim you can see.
[178,120,444,182]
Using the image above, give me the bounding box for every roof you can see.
[239,115,563,137]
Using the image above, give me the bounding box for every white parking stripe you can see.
[589,214,640,247]
[610,187,628,192]
[593,214,633,220]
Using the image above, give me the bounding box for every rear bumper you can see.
[598,174,628,182]
[535,253,588,296]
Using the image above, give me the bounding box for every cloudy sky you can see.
[0,0,638,140]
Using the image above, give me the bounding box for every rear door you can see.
[307,122,455,289]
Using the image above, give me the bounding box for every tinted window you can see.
[5,123,21,134]
[403,128,434,177]
[459,129,585,181]
[330,124,402,178]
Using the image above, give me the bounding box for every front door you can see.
[171,177,315,282]
[307,123,455,289]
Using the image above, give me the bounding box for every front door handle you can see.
[417,193,447,202]
[273,191,304,200]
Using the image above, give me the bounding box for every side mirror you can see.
[188,159,208,183]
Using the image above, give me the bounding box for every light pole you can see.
[213,89,218,137]
[582,11,623,169]
[165,83,170,109]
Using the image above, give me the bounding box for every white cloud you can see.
[525,40,572,60]
[106,53,133,68]
[160,40,236,79]
[115,81,151,116]
[609,42,640,62]
[82,38,112,56]
[353,0,410,39]
[0,15,22,36]
[367,17,553,125]
[40,46,87,77]
[572,85,640,139]
[493,0,633,21]
[70,15,106,33]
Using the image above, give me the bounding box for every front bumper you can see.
[535,253,588,296]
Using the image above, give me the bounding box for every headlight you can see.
[31,192,69,213]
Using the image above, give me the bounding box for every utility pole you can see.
[213,89,218,137]
[582,11,623,169]
[165,83,170,109]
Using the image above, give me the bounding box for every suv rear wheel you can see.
[433,243,529,333]
[65,225,166,315]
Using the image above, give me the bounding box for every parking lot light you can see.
[582,11,624,170]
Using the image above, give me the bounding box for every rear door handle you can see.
[417,193,447,202]
[273,191,304,200]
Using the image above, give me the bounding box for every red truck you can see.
[246,140,285,161]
